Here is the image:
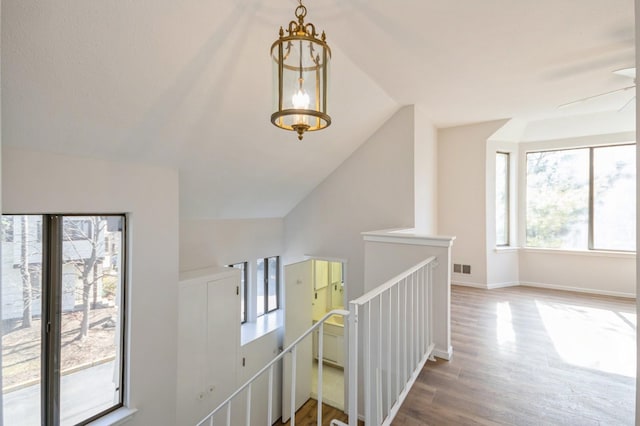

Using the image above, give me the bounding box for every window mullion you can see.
[588,148,595,250]
[43,215,63,426]
[264,258,268,314]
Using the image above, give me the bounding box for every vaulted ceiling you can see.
[2,0,635,218]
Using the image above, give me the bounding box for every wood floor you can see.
[273,398,355,426]
[394,285,636,425]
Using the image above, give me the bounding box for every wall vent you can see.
[453,264,462,273]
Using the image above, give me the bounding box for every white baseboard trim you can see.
[487,281,520,289]
[452,280,519,290]
[519,281,636,299]
[453,280,635,299]
[451,280,486,289]
[432,346,453,361]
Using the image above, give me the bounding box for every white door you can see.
[281,260,314,422]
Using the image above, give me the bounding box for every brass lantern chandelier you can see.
[271,1,331,140]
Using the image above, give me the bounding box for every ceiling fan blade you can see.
[613,67,636,79]
[559,85,636,108]
[618,95,636,112]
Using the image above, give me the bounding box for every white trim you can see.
[240,309,283,346]
[454,280,635,298]
[451,280,487,289]
[520,281,636,299]
[494,247,519,253]
[521,247,635,259]
[362,228,456,247]
[432,346,453,361]
[179,265,238,283]
[87,407,137,426]
[487,281,520,289]
[303,254,349,264]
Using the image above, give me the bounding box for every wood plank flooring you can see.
[273,398,358,426]
[394,285,636,425]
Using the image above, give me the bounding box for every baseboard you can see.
[451,280,487,289]
[432,346,453,361]
[453,280,518,290]
[453,280,634,299]
[519,281,636,299]
[487,281,519,289]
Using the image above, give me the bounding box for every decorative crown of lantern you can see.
[270,1,331,140]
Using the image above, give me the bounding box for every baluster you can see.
[387,288,392,414]
[268,365,274,426]
[246,383,252,426]
[396,282,400,400]
[364,301,372,424]
[348,303,359,426]
[291,346,297,426]
[318,322,324,426]
[403,277,408,384]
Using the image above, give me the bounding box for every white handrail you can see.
[349,256,437,425]
[196,309,350,426]
[350,256,436,305]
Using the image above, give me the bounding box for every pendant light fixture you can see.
[270,1,331,140]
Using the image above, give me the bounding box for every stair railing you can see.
[348,256,437,425]
[196,309,350,426]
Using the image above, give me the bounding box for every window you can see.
[229,262,248,323]
[496,152,510,246]
[2,216,14,242]
[64,218,93,240]
[526,144,636,251]
[256,256,279,317]
[2,214,127,425]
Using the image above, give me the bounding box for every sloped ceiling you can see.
[2,0,635,218]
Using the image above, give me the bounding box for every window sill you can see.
[87,407,137,426]
[520,247,636,259]
[241,309,283,346]
[494,246,519,253]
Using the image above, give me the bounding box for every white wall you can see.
[284,106,417,302]
[2,147,179,426]
[519,249,635,297]
[636,0,639,420]
[180,217,284,323]
[414,106,438,234]
[438,120,509,287]
[179,218,284,272]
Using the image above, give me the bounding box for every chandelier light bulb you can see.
[292,85,310,110]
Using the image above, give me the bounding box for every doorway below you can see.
[310,260,346,411]
[311,360,345,410]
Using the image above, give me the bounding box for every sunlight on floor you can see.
[535,300,636,378]
[496,302,516,349]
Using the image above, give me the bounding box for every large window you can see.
[526,144,636,251]
[496,152,510,246]
[2,214,126,425]
[229,262,248,323]
[256,256,279,317]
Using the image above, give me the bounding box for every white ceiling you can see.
[2,0,635,218]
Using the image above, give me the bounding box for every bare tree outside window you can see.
[2,214,126,425]
[526,144,636,251]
